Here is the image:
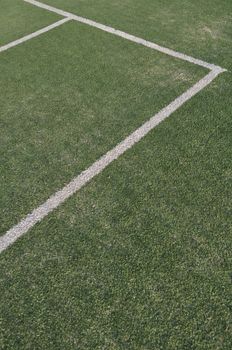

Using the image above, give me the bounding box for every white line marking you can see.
[0,68,223,253]
[23,0,226,72]
[0,0,226,253]
[0,17,71,54]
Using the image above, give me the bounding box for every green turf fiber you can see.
[0,73,231,349]
[0,0,60,46]
[45,0,232,71]
[0,20,206,236]
[0,0,231,349]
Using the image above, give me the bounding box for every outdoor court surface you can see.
[0,0,231,348]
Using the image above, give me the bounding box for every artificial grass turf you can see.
[0,0,60,46]
[0,72,231,349]
[0,0,231,349]
[0,20,207,236]
[45,0,232,70]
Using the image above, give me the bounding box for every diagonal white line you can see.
[0,68,224,254]
[0,0,226,253]
[23,0,226,72]
[0,17,71,54]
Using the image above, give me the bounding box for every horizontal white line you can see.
[0,17,70,54]
[24,0,226,72]
[0,68,223,253]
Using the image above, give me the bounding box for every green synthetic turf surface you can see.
[45,0,232,69]
[0,0,60,46]
[1,81,231,348]
[0,20,206,236]
[0,0,232,349]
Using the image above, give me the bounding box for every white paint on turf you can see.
[0,0,226,253]
[0,17,71,54]
[23,0,226,72]
[0,68,224,253]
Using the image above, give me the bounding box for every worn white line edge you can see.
[0,17,71,54]
[0,68,224,253]
[24,0,226,72]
